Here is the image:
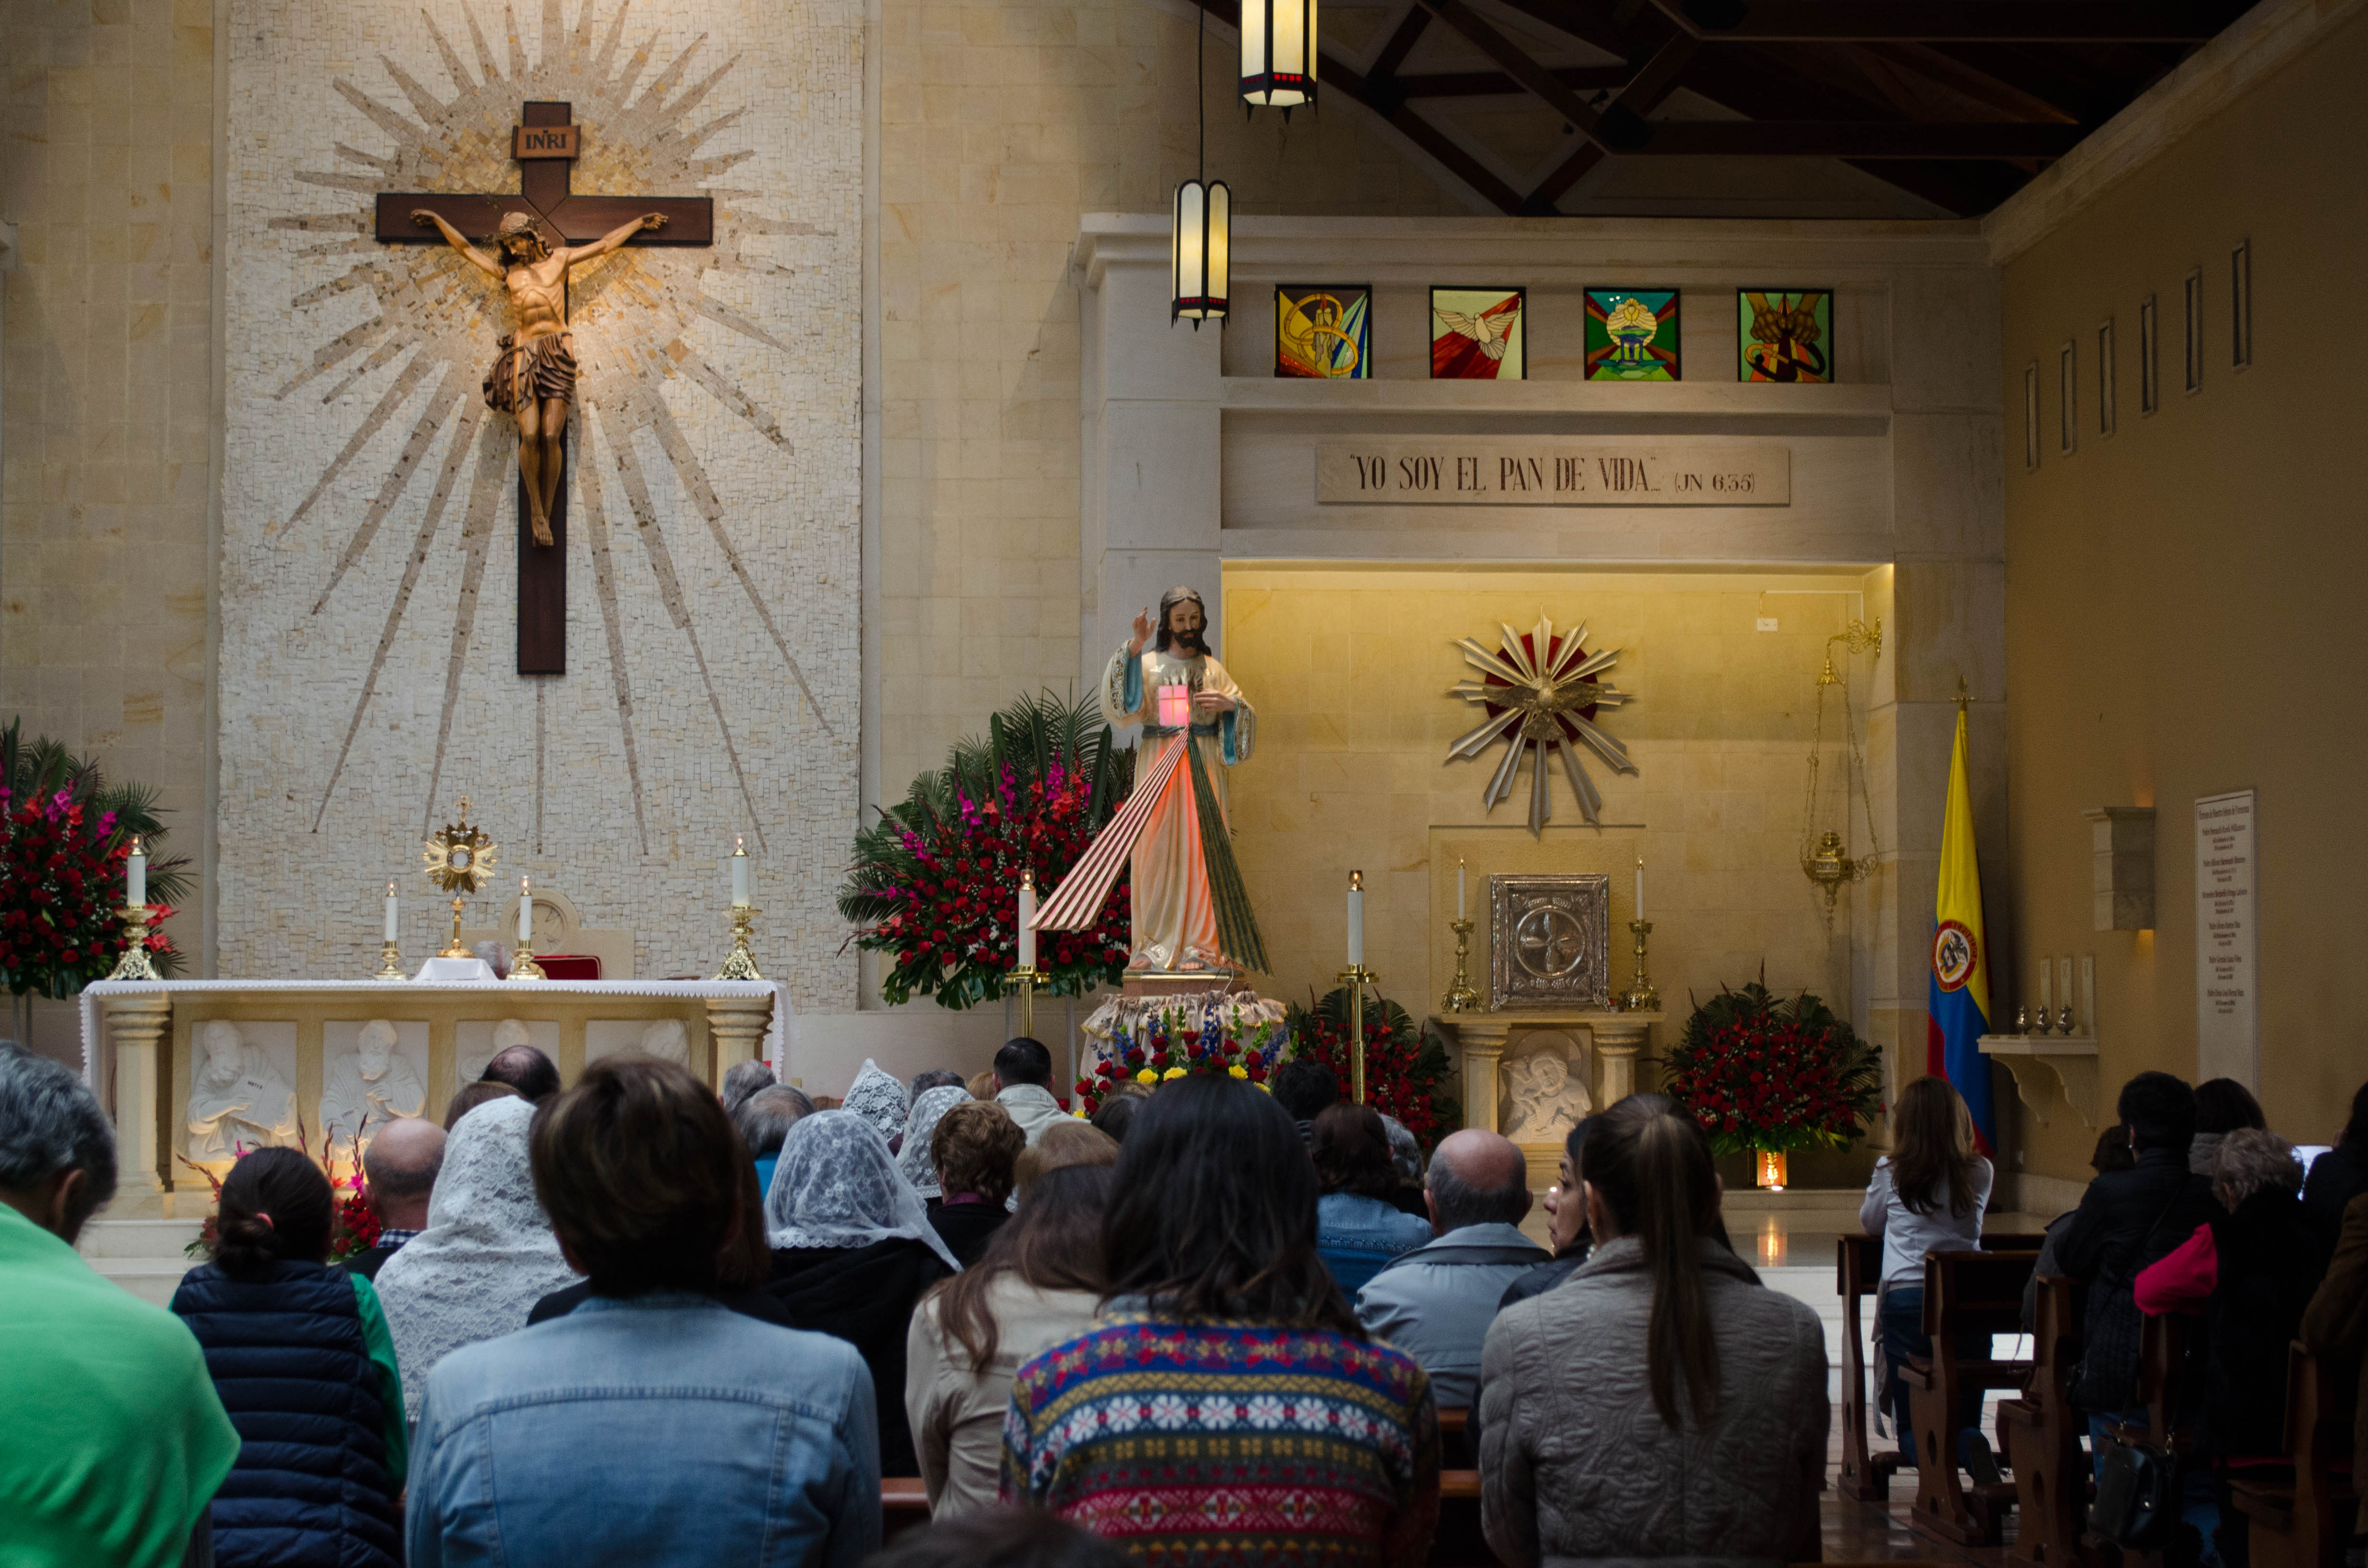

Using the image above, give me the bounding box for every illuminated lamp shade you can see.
[1171,177,1231,327]
[1241,0,1317,111]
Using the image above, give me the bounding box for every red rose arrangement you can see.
[1661,978,1883,1156]
[1283,986,1460,1149]
[0,721,185,1003]
[1070,1006,1281,1118]
[841,693,1135,1010]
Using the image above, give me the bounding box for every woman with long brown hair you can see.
[904,1163,1112,1516]
[1479,1093,1826,1567]
[1860,1073,1993,1468]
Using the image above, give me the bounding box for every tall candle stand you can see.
[1443,919,1480,1012]
[107,906,162,981]
[714,905,765,980]
[1619,919,1661,1012]
[1010,965,1048,1038]
[1337,963,1378,1104]
[507,935,547,982]
[376,939,406,982]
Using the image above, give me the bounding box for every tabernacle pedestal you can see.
[1430,1009,1661,1128]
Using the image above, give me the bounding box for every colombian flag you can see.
[1927,705,1996,1153]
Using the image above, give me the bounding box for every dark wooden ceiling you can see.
[1195,0,2257,217]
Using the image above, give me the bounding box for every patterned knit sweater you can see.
[1001,1311,1440,1567]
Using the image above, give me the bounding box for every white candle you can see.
[1457,858,1466,921]
[1017,870,1037,971]
[1347,870,1365,968]
[1635,857,1645,921]
[518,876,533,943]
[731,836,750,907]
[126,835,146,907]
[383,881,398,943]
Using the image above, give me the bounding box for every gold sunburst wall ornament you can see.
[1446,614,1638,836]
[423,797,500,956]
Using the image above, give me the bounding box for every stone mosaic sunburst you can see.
[271,0,827,851]
[1447,613,1637,835]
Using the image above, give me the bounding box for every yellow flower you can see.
[1161,1066,1187,1081]
[1228,1064,1248,1079]
[1255,1081,1270,1093]
[1135,1068,1158,1086]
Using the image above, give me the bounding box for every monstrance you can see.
[422,797,499,957]
[1447,613,1638,835]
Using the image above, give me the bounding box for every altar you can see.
[1430,1010,1662,1189]
[80,978,786,1214]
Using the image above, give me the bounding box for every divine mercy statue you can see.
[1035,586,1266,974]
[411,207,668,546]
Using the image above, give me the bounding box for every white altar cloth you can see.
[80,978,796,1083]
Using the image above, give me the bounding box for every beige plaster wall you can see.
[1221,564,1887,1058]
[1,0,217,1061]
[1999,6,2368,1173]
[874,0,1468,803]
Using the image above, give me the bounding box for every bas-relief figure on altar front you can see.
[1098,587,1257,972]
[1502,1046,1592,1143]
[638,1019,690,1066]
[456,1018,534,1088]
[321,1020,428,1157]
[187,1020,299,1161]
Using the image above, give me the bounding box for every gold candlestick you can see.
[376,940,406,982]
[1337,964,1378,1104]
[1619,919,1660,1012]
[714,905,764,980]
[508,937,547,982]
[1011,966,1048,1038]
[439,896,471,959]
[107,906,162,981]
[1443,918,1480,1012]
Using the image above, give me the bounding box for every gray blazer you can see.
[1479,1235,1827,1568]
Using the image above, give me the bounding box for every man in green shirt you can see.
[0,1045,239,1568]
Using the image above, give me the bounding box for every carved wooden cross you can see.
[374,101,712,675]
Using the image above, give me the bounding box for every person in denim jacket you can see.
[406,1058,880,1568]
[1314,1102,1434,1295]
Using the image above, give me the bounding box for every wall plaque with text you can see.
[2193,788,2258,1088]
[1315,441,1789,506]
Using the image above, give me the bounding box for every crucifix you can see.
[375,101,713,675]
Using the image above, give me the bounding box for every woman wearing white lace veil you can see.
[897,1085,970,1200]
[762,1110,956,1478]
[842,1059,908,1144]
[373,1095,580,1421]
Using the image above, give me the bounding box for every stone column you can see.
[102,995,173,1193]
[705,994,774,1091]
[1588,1016,1655,1106]
[1445,1018,1512,1134]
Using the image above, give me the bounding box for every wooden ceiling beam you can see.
[1648,0,2244,43]
[1618,119,2082,156]
[1418,0,1617,140]
[1525,31,1698,209]
[1320,49,1534,214]
[1395,63,1635,97]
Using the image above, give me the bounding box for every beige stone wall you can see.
[874,0,1468,804]
[1221,563,1885,1041]
[1,0,217,1058]
[1999,6,2368,1167]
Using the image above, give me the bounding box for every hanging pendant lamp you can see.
[1240,0,1317,113]
[1172,0,1231,327]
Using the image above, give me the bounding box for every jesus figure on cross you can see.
[411,207,667,545]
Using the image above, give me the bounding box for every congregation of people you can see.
[4,1031,2366,1568]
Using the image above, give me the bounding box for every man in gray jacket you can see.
[991,1038,1068,1147]
[1355,1127,1549,1408]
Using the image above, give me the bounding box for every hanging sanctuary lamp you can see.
[1240,0,1317,114]
[1798,618,1884,922]
[1172,0,1231,326]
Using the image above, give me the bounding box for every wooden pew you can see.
[1902,1248,2040,1545]
[2229,1341,2361,1568]
[1431,1463,1488,1567]
[882,1476,932,1541]
[2090,1311,2193,1568]
[2003,1273,2089,1568]
[1838,1230,2048,1503]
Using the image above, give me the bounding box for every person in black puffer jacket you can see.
[2055,1073,2218,1431]
[2301,1080,2368,1241]
[172,1145,407,1568]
